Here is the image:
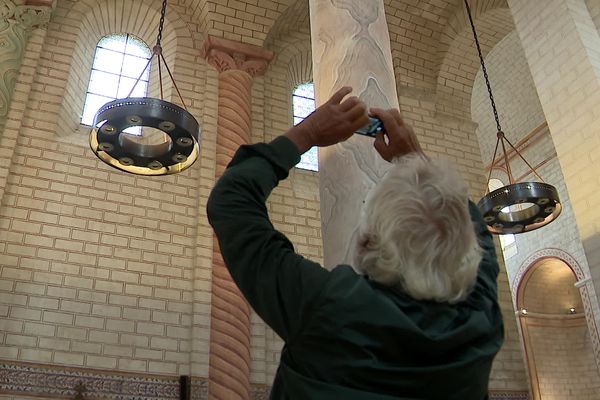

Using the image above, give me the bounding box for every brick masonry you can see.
[2,0,600,398]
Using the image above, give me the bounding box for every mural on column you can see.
[309,0,398,267]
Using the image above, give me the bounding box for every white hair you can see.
[353,154,482,304]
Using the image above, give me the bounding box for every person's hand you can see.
[369,107,424,162]
[285,86,369,153]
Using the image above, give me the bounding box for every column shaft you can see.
[210,69,253,400]
[203,36,273,400]
[309,0,399,266]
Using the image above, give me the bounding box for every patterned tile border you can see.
[0,361,527,400]
[489,391,529,400]
[190,377,209,400]
[0,361,189,399]
[250,384,270,400]
[248,386,526,399]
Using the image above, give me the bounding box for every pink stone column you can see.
[308,0,399,266]
[202,36,273,400]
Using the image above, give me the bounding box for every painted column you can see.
[508,0,600,363]
[202,35,273,400]
[308,0,399,266]
[0,0,52,131]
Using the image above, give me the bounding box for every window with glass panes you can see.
[489,178,517,256]
[293,82,318,171]
[81,34,152,127]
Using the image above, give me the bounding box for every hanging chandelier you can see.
[465,0,561,234]
[89,0,200,175]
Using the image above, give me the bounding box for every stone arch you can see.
[435,0,513,120]
[513,249,585,302]
[512,248,600,369]
[285,40,313,89]
[264,21,313,128]
[48,0,196,135]
[287,48,313,90]
[513,251,600,398]
[264,0,309,48]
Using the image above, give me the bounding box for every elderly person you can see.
[207,87,503,399]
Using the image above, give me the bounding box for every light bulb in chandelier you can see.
[464,0,561,234]
[89,0,200,176]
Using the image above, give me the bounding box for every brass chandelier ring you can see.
[477,182,562,234]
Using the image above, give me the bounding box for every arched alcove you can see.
[516,257,600,399]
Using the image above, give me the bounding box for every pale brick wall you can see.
[0,27,48,218]
[207,0,289,47]
[524,317,600,399]
[471,31,545,166]
[489,254,529,391]
[0,0,211,377]
[7,0,596,396]
[508,0,600,341]
[472,21,600,389]
[522,261,583,314]
[434,8,515,119]
[471,29,592,288]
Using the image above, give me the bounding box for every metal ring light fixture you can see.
[465,0,561,234]
[89,0,200,176]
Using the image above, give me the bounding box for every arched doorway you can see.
[516,258,600,399]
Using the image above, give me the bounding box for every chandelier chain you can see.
[156,0,168,46]
[465,0,502,133]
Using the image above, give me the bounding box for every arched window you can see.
[81,34,152,126]
[292,82,318,171]
[489,178,517,257]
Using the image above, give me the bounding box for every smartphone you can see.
[355,116,384,137]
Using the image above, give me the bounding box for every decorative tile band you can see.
[191,377,209,400]
[489,391,529,400]
[0,361,527,400]
[0,362,184,399]
[250,384,270,400]
[247,386,527,399]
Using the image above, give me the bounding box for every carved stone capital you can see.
[202,35,274,77]
[1,0,53,31]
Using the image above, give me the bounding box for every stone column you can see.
[308,0,399,266]
[508,0,600,352]
[202,35,273,400]
[0,0,52,131]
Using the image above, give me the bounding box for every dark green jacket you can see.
[207,136,504,400]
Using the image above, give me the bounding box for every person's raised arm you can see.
[207,87,369,340]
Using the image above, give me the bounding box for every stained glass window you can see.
[293,82,318,171]
[81,34,152,128]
